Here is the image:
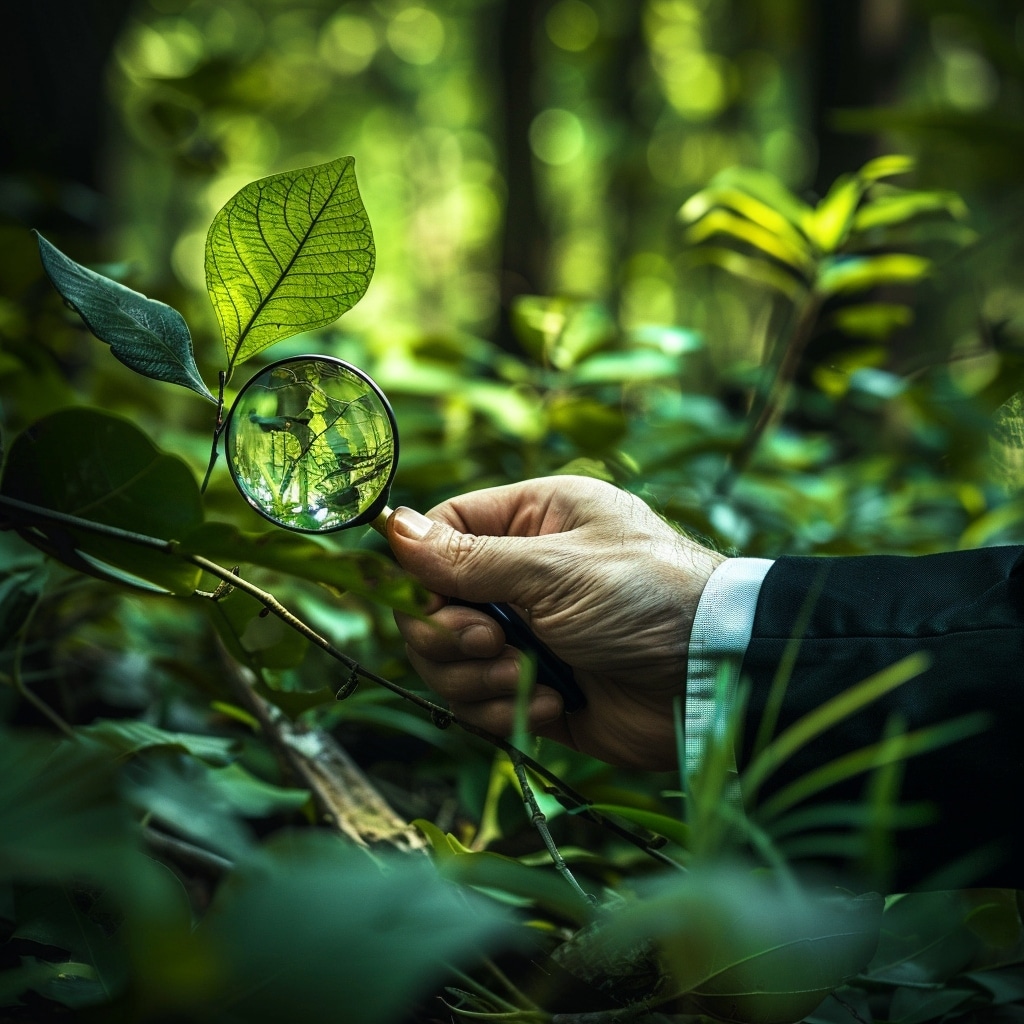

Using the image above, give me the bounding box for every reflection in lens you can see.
[225,357,396,531]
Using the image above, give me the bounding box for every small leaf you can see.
[684,208,814,272]
[830,303,914,341]
[205,156,374,372]
[858,153,915,182]
[817,254,931,297]
[682,246,807,301]
[679,185,811,254]
[853,190,968,233]
[807,174,863,253]
[34,231,214,402]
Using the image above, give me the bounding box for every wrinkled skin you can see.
[388,476,724,770]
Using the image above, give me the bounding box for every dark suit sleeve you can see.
[739,546,1024,891]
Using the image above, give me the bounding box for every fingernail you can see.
[390,507,433,540]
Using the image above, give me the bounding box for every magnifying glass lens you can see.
[225,357,397,532]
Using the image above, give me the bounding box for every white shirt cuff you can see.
[684,557,774,777]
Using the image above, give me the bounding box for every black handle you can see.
[454,600,586,713]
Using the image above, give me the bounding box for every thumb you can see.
[385,506,544,605]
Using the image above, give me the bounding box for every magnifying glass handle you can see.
[372,506,587,713]
[453,600,587,713]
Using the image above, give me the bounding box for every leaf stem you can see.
[200,370,229,494]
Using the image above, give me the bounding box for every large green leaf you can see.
[0,408,204,594]
[193,831,514,1024]
[581,869,882,1022]
[205,156,374,372]
[34,232,214,402]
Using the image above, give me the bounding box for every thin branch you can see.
[200,369,229,493]
[0,494,680,868]
[511,753,597,907]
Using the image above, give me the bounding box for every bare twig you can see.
[0,494,681,869]
[511,753,596,907]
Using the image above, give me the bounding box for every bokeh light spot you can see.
[319,14,378,76]
[546,0,600,52]
[529,108,585,165]
[386,7,445,66]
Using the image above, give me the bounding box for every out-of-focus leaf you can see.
[549,395,627,451]
[122,753,254,861]
[77,719,239,765]
[858,154,915,182]
[0,728,134,883]
[743,652,929,804]
[434,844,592,923]
[586,804,690,850]
[181,520,424,612]
[817,255,931,297]
[831,303,914,341]
[568,348,683,384]
[510,295,614,369]
[205,587,310,671]
[586,868,882,1021]
[34,232,214,402]
[990,391,1024,492]
[888,985,976,1024]
[203,762,310,818]
[680,186,811,255]
[704,166,816,235]
[867,891,979,985]
[12,885,128,1007]
[0,408,203,594]
[853,191,968,233]
[960,497,1024,547]
[193,831,514,1024]
[682,246,806,301]
[807,175,863,252]
[205,156,374,372]
[684,208,814,272]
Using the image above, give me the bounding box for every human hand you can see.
[387,476,725,770]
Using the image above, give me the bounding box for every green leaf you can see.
[77,719,239,765]
[0,408,204,594]
[205,156,374,372]
[679,185,811,255]
[807,174,864,253]
[181,520,424,612]
[0,727,135,883]
[682,246,806,301]
[853,190,968,233]
[586,803,690,850]
[34,231,214,403]
[684,208,814,272]
[990,391,1024,492]
[858,153,915,182]
[589,869,883,1022]
[817,254,931,297]
[194,831,514,1024]
[830,303,914,341]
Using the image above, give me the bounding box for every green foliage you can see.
[3,107,1024,1024]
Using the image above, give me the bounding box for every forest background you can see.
[2,0,1024,1022]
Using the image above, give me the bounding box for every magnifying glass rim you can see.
[223,353,400,534]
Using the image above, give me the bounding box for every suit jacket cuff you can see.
[685,557,774,776]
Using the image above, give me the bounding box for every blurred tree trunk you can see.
[493,0,548,353]
[1,0,134,235]
[809,0,910,194]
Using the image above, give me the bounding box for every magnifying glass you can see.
[223,354,585,713]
